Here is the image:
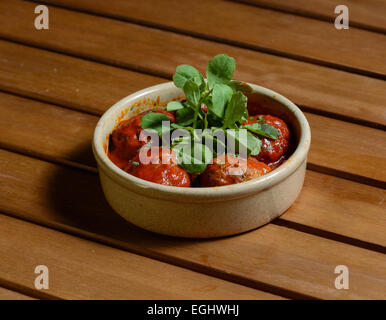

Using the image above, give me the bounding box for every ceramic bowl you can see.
[92,82,311,238]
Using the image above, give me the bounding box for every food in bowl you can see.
[107,54,293,188]
[92,54,311,238]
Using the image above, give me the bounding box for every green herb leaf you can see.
[171,134,191,147]
[173,65,205,89]
[174,143,213,174]
[166,101,184,111]
[222,91,247,129]
[202,129,226,157]
[249,132,262,155]
[132,161,140,166]
[211,83,233,118]
[206,54,236,89]
[243,123,279,139]
[176,107,195,126]
[170,123,186,129]
[226,129,261,156]
[183,79,200,108]
[140,112,171,136]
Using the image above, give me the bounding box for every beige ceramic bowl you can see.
[93,82,311,238]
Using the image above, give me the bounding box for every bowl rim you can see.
[93,81,311,201]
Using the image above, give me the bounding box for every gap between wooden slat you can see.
[0,212,283,300]
[0,36,171,80]
[1,148,385,299]
[0,3,382,298]
[0,37,385,131]
[1,144,385,254]
[1,82,385,132]
[1,4,386,127]
[0,85,384,189]
[298,105,386,131]
[307,164,386,190]
[0,285,38,300]
[26,0,386,80]
[3,82,385,246]
[0,211,298,300]
[233,0,386,35]
[0,278,57,300]
[272,220,385,254]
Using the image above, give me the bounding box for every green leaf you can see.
[176,107,195,126]
[140,112,171,136]
[206,54,236,89]
[227,80,253,93]
[174,143,213,174]
[202,129,226,156]
[226,129,261,156]
[173,65,205,90]
[170,123,185,129]
[222,91,247,129]
[206,111,223,128]
[243,123,279,139]
[211,83,233,118]
[183,79,200,108]
[166,101,185,111]
[248,132,262,155]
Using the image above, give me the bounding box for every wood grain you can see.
[0,214,278,299]
[236,0,386,33]
[0,149,385,299]
[306,113,386,183]
[0,287,35,300]
[0,92,98,167]
[0,92,385,247]
[0,0,384,301]
[35,0,386,76]
[1,82,385,183]
[0,5,386,126]
[0,40,164,115]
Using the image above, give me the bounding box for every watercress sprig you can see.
[141,54,279,174]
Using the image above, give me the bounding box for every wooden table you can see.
[0,0,385,300]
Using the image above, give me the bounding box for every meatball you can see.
[109,109,175,162]
[126,147,191,187]
[244,115,290,166]
[199,154,271,187]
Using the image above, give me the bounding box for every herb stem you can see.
[192,104,199,129]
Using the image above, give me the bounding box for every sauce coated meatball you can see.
[126,147,191,187]
[244,115,290,166]
[109,110,175,163]
[199,154,271,187]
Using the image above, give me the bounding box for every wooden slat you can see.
[0,149,385,299]
[0,287,35,300]
[0,40,164,116]
[0,214,278,299]
[1,92,385,247]
[1,58,385,184]
[1,91,386,246]
[36,0,386,77]
[1,0,383,302]
[0,92,97,168]
[236,0,386,33]
[0,5,385,127]
[307,114,386,183]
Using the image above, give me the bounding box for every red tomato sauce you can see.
[200,154,271,187]
[243,114,291,167]
[108,109,175,164]
[126,147,191,187]
[107,105,293,187]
